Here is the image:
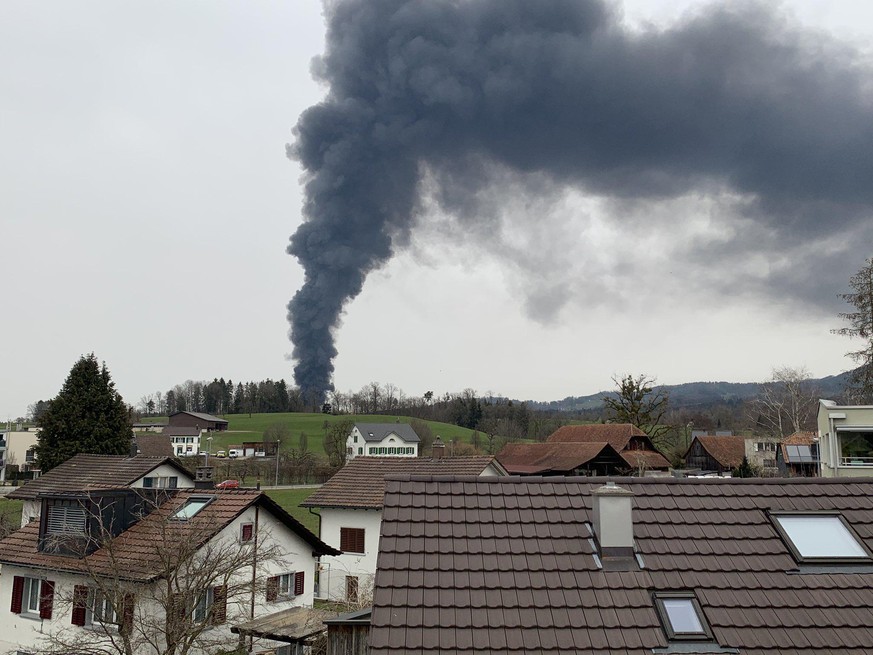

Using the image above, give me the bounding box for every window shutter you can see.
[71,585,88,626]
[241,523,254,542]
[39,580,55,620]
[294,571,304,597]
[211,586,227,624]
[121,593,135,634]
[266,576,278,602]
[10,576,24,614]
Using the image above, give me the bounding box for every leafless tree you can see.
[750,366,817,438]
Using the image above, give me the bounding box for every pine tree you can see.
[833,257,873,402]
[35,354,132,471]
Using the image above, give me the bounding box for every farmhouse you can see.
[8,454,195,526]
[300,451,506,603]
[0,486,338,655]
[538,423,671,472]
[776,431,820,477]
[168,411,229,432]
[496,441,628,476]
[370,475,873,654]
[345,423,420,460]
[684,435,746,472]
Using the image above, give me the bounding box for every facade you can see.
[775,431,820,477]
[370,475,873,654]
[168,411,229,432]
[744,435,781,472]
[0,488,338,655]
[684,435,745,472]
[345,424,420,460]
[818,399,873,477]
[0,429,40,481]
[163,426,204,457]
[545,424,671,471]
[8,454,195,526]
[301,455,505,603]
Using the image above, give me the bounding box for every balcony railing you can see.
[841,456,873,466]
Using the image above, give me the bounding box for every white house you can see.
[301,452,507,603]
[8,454,196,526]
[345,423,421,460]
[164,426,205,457]
[0,486,339,655]
[818,398,873,477]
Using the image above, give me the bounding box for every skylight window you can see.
[772,513,871,563]
[785,445,815,463]
[653,593,712,641]
[171,496,213,521]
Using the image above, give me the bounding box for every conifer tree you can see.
[833,257,873,402]
[35,353,131,471]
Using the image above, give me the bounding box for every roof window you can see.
[653,592,712,641]
[784,445,815,463]
[171,496,213,521]
[772,513,871,563]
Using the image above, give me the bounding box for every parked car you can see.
[216,479,240,489]
[216,450,227,458]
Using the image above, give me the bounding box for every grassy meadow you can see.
[265,487,321,534]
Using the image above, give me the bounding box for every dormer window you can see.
[771,512,871,563]
[45,501,86,536]
[653,592,712,641]
[171,496,213,521]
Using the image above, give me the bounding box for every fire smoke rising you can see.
[287,0,873,400]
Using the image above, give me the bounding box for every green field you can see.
[265,487,321,535]
[142,412,483,457]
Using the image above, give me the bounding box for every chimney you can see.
[432,436,445,460]
[592,481,635,568]
[195,466,214,489]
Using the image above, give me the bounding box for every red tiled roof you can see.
[692,435,746,469]
[547,423,647,450]
[300,456,501,509]
[497,442,621,474]
[0,489,338,580]
[8,454,191,500]
[371,476,873,655]
[783,431,817,445]
[619,448,671,470]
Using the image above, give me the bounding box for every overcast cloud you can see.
[1,0,871,419]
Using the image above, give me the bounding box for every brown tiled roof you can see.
[783,431,817,445]
[371,476,873,655]
[8,454,191,500]
[300,457,500,509]
[169,411,228,424]
[134,434,175,457]
[0,489,338,581]
[618,448,671,470]
[496,442,620,474]
[692,435,746,469]
[161,426,202,437]
[547,423,647,450]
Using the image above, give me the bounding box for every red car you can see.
[216,479,240,489]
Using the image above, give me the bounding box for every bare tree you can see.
[750,366,817,438]
[38,494,286,655]
[602,374,670,441]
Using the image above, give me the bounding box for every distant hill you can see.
[528,371,852,413]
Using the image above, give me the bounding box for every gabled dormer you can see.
[37,488,166,556]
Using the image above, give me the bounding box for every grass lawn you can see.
[144,413,484,457]
[266,487,321,535]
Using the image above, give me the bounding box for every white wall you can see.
[346,426,418,460]
[818,400,873,477]
[131,464,195,488]
[316,508,381,602]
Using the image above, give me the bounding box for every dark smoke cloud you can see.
[287,0,873,398]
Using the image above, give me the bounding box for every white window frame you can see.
[22,577,41,615]
[192,588,213,624]
[89,589,119,627]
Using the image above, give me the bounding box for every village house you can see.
[818,398,873,476]
[345,423,420,460]
[8,454,195,526]
[684,434,746,473]
[369,475,873,654]
[496,424,674,477]
[168,411,229,432]
[300,447,506,603]
[775,431,820,477]
[0,484,338,655]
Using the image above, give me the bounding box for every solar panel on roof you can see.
[797,445,812,462]
[786,445,799,461]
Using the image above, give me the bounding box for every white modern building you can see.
[818,398,873,477]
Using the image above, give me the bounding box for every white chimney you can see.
[592,481,634,552]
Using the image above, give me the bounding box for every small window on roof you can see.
[653,593,712,641]
[171,496,213,521]
[772,513,870,563]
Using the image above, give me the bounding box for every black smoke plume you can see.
[287,0,873,400]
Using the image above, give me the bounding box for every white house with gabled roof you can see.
[345,423,420,460]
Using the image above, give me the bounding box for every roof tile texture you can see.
[8,454,186,500]
[497,442,619,473]
[547,424,647,450]
[371,476,873,655]
[301,457,498,509]
[696,435,747,468]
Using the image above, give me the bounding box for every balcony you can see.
[841,456,873,466]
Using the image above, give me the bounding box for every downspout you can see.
[248,503,259,653]
[307,507,322,538]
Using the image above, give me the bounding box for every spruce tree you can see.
[35,354,132,471]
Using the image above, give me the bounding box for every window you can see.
[340,527,365,554]
[192,588,213,623]
[266,572,304,601]
[772,513,871,563]
[90,590,118,626]
[25,449,35,463]
[143,476,178,489]
[358,447,363,455]
[45,502,87,536]
[10,576,54,619]
[171,496,213,521]
[763,458,776,468]
[755,442,776,452]
[653,593,711,641]
[839,430,873,466]
[240,523,254,543]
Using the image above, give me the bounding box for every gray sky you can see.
[2,0,871,419]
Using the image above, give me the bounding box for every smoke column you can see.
[287,0,873,400]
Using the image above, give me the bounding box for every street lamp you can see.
[205,435,213,466]
[275,438,281,487]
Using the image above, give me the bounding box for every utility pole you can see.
[275,438,281,487]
